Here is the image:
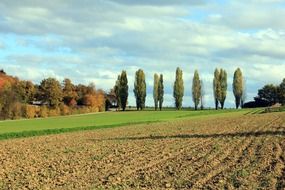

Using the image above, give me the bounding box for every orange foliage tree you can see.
[83,90,105,112]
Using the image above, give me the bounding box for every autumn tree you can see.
[62,78,77,107]
[39,78,63,108]
[192,70,201,110]
[213,69,221,110]
[83,89,105,111]
[0,84,20,119]
[119,70,128,111]
[233,68,244,109]
[75,84,89,105]
[219,69,227,109]
[14,80,35,104]
[153,74,159,110]
[173,67,184,110]
[158,74,164,111]
[134,69,146,110]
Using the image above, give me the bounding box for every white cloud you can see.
[0,0,284,108]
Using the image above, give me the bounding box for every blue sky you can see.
[0,0,285,108]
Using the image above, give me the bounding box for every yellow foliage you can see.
[22,105,37,119]
[60,104,70,116]
[39,106,48,118]
[48,107,60,117]
[12,102,22,120]
[83,90,105,112]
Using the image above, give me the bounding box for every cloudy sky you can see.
[0,0,285,108]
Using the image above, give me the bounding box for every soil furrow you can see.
[190,116,281,189]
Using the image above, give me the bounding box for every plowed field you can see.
[0,112,284,189]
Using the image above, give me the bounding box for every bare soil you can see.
[0,112,284,190]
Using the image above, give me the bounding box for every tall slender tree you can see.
[200,79,205,110]
[233,68,244,109]
[213,69,221,110]
[134,69,146,110]
[158,74,164,111]
[241,77,247,108]
[114,75,121,109]
[119,71,128,111]
[192,70,201,110]
[219,69,227,109]
[153,74,159,110]
[173,67,184,110]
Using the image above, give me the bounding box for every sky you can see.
[0,0,285,108]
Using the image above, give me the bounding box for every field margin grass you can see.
[0,120,161,141]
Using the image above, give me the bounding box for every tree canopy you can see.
[134,69,146,110]
[173,67,184,110]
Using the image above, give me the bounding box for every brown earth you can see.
[0,112,285,190]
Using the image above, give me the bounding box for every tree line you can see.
[1,67,283,120]
[0,71,105,120]
[113,67,247,111]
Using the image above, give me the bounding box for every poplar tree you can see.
[158,74,164,111]
[173,67,184,110]
[119,70,128,111]
[192,70,201,110]
[134,69,146,110]
[153,74,159,110]
[213,69,221,110]
[241,77,247,108]
[219,69,227,109]
[233,68,244,109]
[200,80,205,110]
[114,75,121,109]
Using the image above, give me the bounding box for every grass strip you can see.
[0,120,161,141]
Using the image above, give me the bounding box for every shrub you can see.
[78,107,90,114]
[48,107,60,117]
[60,104,70,116]
[11,102,22,120]
[22,105,36,119]
[82,91,105,112]
[39,106,48,118]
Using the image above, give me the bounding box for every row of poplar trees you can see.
[114,69,164,111]
[113,67,245,111]
[174,67,245,110]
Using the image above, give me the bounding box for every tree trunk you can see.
[221,102,224,109]
[215,99,219,110]
[235,98,240,109]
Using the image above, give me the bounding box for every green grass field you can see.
[0,109,257,140]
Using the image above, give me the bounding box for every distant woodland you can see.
[0,68,284,120]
